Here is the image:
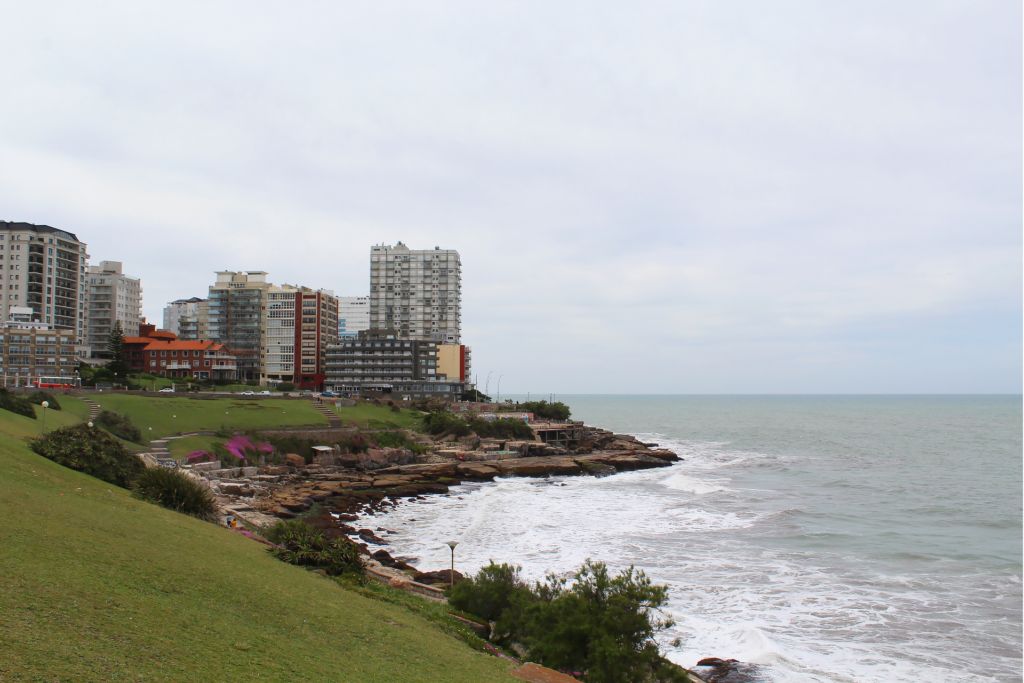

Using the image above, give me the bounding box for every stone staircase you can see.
[80,397,100,421]
[312,398,342,427]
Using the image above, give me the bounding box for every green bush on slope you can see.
[133,467,219,521]
[30,422,145,488]
[26,392,61,410]
[0,388,37,419]
[452,559,689,683]
[95,409,143,443]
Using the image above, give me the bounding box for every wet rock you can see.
[495,457,583,477]
[692,658,763,683]
[456,463,499,480]
[412,569,466,585]
[357,528,389,545]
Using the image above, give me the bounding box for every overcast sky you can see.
[1,1,1019,393]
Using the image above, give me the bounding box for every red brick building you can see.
[141,340,237,379]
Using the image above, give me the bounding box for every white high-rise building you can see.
[85,261,142,356]
[163,297,205,336]
[368,242,461,343]
[337,296,370,338]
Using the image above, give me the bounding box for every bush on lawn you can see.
[452,559,689,683]
[95,409,143,443]
[133,466,219,522]
[26,392,61,410]
[269,525,362,576]
[0,388,37,419]
[276,382,294,392]
[31,423,145,488]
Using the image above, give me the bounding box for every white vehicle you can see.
[239,390,255,396]
[159,387,175,393]
[257,390,271,396]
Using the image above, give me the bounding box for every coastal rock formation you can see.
[692,658,763,683]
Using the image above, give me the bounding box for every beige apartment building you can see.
[85,261,142,357]
[0,221,89,343]
[185,271,338,388]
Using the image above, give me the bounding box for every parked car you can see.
[257,390,271,396]
[158,387,175,393]
[239,390,255,396]
[321,391,337,397]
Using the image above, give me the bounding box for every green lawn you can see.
[328,402,425,431]
[165,434,223,459]
[86,395,329,439]
[58,395,93,422]
[0,407,514,682]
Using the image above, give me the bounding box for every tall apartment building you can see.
[265,284,338,389]
[337,296,370,338]
[205,271,272,382]
[178,300,210,340]
[163,297,205,336]
[368,242,461,343]
[85,261,142,357]
[202,271,338,387]
[0,221,88,342]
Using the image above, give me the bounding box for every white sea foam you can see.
[373,397,1022,683]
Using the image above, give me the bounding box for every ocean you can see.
[371,395,1022,682]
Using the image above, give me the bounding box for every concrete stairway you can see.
[80,397,100,421]
[311,399,342,427]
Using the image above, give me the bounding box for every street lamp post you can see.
[485,372,493,400]
[497,375,503,404]
[446,540,458,589]
[40,401,49,434]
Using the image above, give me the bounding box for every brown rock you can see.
[494,457,583,477]
[456,463,498,480]
[284,453,305,468]
[271,506,296,519]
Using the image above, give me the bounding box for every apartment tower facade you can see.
[85,261,142,357]
[0,221,88,342]
[368,242,461,343]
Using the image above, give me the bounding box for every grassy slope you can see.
[87,395,328,439]
[328,402,424,431]
[0,408,513,682]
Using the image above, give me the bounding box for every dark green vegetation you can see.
[0,388,37,419]
[96,409,143,443]
[520,400,572,421]
[31,422,146,488]
[460,388,491,402]
[26,391,61,410]
[269,525,363,577]
[450,560,688,683]
[133,467,219,522]
[421,411,534,440]
[0,404,514,681]
[106,319,130,378]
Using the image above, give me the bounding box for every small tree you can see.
[106,320,130,379]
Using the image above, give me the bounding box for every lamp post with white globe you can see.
[40,401,49,434]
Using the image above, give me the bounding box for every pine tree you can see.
[106,320,129,378]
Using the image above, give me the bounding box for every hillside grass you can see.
[165,434,223,459]
[0,406,514,682]
[84,395,329,439]
[328,402,425,431]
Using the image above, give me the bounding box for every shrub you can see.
[469,418,534,440]
[515,560,685,683]
[370,430,427,454]
[422,411,471,437]
[276,382,294,392]
[269,526,362,576]
[390,403,401,413]
[263,518,314,545]
[95,410,143,443]
[449,561,532,623]
[0,388,37,419]
[133,467,219,521]
[27,392,61,410]
[246,380,260,387]
[520,400,572,421]
[31,423,146,488]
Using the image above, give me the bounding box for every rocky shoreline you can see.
[205,427,680,575]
